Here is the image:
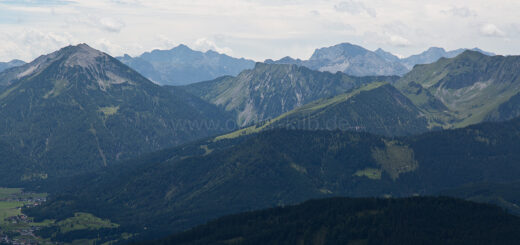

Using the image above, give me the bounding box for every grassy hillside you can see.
[396,51,520,128]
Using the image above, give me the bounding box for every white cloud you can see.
[387,35,411,47]
[93,38,123,54]
[481,24,505,37]
[2,0,520,61]
[62,15,126,33]
[0,30,78,62]
[98,17,125,33]
[362,31,411,48]
[156,35,177,50]
[0,0,73,6]
[309,10,320,16]
[443,7,476,18]
[192,38,233,55]
[334,0,376,18]
[109,0,141,4]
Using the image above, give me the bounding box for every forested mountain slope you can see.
[27,117,520,241]
[147,197,520,245]
[0,44,235,182]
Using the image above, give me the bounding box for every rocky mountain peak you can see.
[61,43,106,68]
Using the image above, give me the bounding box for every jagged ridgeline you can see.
[265,42,409,76]
[215,82,430,138]
[216,50,520,138]
[0,44,235,183]
[183,62,399,126]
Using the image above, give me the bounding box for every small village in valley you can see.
[0,188,50,245]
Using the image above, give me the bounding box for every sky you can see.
[0,0,519,62]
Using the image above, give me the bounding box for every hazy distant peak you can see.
[117,44,255,85]
[7,59,26,65]
[264,56,303,65]
[400,46,496,70]
[310,42,369,60]
[0,59,26,73]
[173,44,190,50]
[426,47,446,52]
[374,48,401,62]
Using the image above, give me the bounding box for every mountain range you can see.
[117,45,255,85]
[266,43,494,77]
[0,44,235,183]
[265,43,409,76]
[210,50,520,137]
[1,42,520,244]
[183,62,398,126]
[116,43,494,87]
[399,47,495,70]
[0,45,515,186]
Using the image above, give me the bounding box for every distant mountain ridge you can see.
[265,42,494,76]
[0,59,25,73]
[117,44,255,85]
[266,43,409,76]
[0,59,26,90]
[400,47,495,69]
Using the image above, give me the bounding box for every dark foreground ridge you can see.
[142,196,520,245]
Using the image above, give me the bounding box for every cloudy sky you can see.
[0,0,519,62]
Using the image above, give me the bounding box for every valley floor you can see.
[1,187,132,245]
[0,187,51,244]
